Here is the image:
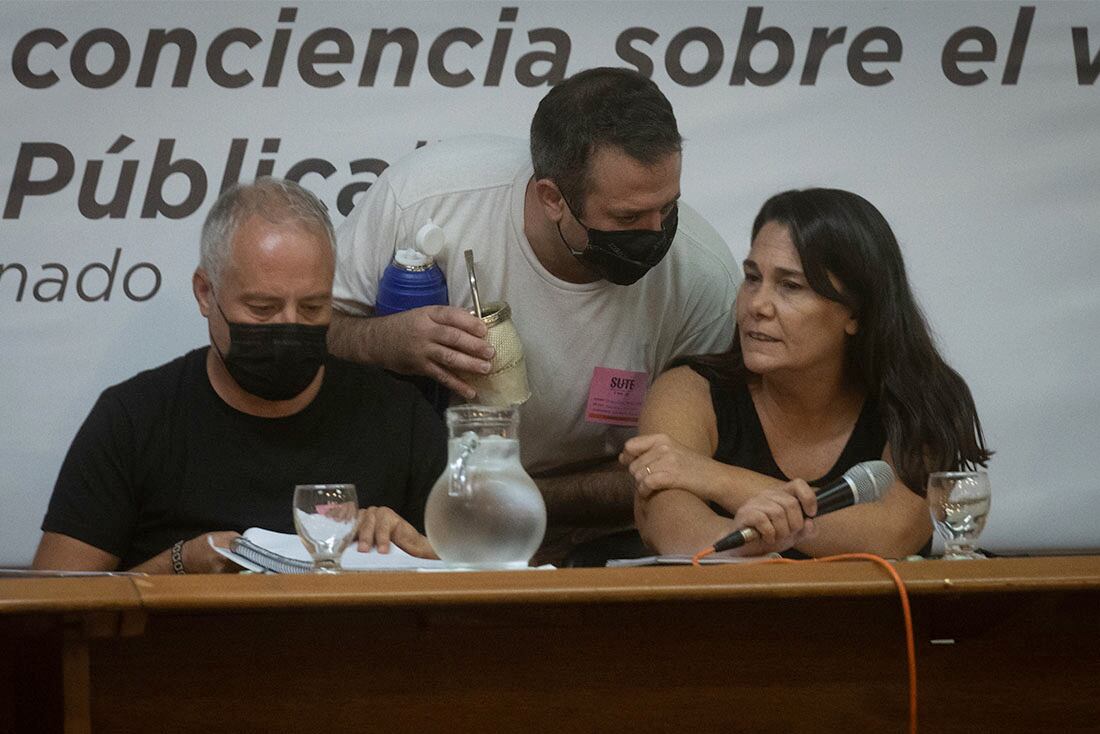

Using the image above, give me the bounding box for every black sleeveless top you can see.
[690,363,929,558]
[694,364,887,488]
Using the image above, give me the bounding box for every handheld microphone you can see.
[711,460,895,553]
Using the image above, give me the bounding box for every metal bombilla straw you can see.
[464,249,483,319]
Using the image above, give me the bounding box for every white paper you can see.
[211,529,556,573]
[243,528,450,571]
[606,552,779,567]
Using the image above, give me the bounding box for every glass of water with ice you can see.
[927,471,991,560]
[293,484,359,572]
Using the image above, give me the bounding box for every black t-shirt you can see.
[42,348,447,569]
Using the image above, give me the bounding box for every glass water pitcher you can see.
[424,405,546,568]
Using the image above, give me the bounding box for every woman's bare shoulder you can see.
[650,364,711,398]
[640,365,717,440]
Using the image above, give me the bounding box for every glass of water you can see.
[292,484,359,573]
[927,471,991,560]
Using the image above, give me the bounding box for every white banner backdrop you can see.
[2,1,1098,564]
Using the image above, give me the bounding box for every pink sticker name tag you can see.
[585,367,649,426]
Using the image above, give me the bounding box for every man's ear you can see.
[845,314,859,336]
[193,270,213,317]
[533,178,567,223]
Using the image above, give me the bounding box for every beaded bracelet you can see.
[171,539,186,574]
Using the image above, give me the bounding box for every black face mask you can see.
[556,197,678,286]
[211,298,329,401]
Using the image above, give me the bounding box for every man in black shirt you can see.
[33,178,446,573]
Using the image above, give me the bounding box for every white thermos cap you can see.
[415,219,446,258]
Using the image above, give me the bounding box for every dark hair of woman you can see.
[682,188,992,492]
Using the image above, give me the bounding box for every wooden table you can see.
[2,556,1098,733]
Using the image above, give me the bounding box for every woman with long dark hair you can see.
[622,188,991,557]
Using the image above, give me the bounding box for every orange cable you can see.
[692,547,917,734]
[691,545,716,565]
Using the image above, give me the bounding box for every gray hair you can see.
[199,177,336,287]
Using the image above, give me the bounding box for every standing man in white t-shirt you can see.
[328,67,738,559]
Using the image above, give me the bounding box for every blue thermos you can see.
[375,221,451,414]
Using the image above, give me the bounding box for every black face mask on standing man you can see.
[210,296,329,401]
[556,194,678,286]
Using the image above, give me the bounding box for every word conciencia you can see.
[13,6,919,90]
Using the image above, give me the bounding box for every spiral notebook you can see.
[213,528,449,573]
[229,536,314,573]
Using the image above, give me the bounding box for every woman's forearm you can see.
[636,488,740,556]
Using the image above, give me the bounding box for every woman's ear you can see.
[845,314,859,336]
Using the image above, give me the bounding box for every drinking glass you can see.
[927,471,991,560]
[292,484,359,573]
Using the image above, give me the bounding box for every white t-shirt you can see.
[334,135,738,473]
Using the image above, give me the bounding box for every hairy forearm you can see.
[328,309,383,365]
[32,532,120,572]
[128,547,176,574]
[533,460,636,526]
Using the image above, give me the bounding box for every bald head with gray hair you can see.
[199,177,336,288]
